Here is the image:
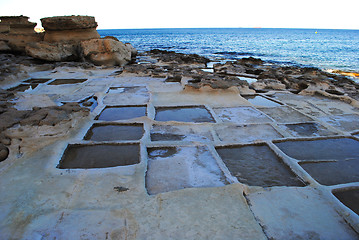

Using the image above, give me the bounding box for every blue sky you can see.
[0,0,358,30]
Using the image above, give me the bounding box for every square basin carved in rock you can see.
[215,124,282,143]
[318,114,359,132]
[150,124,213,142]
[48,79,88,85]
[57,144,140,169]
[7,84,39,92]
[24,78,52,84]
[244,95,282,107]
[274,138,359,161]
[259,106,313,123]
[213,106,272,124]
[216,144,305,187]
[96,106,147,121]
[300,160,359,185]
[279,122,338,137]
[145,146,227,195]
[333,189,359,215]
[155,106,215,123]
[84,123,144,141]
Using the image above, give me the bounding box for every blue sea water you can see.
[98,28,359,73]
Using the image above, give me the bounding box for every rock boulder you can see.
[25,41,79,62]
[80,39,132,66]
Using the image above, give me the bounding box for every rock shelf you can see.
[0,50,359,239]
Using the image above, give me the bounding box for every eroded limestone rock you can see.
[0,16,43,53]
[26,41,79,62]
[41,15,100,42]
[80,39,132,66]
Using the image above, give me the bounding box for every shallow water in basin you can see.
[216,145,304,187]
[333,189,359,215]
[274,138,359,161]
[49,79,88,85]
[84,124,144,141]
[280,122,338,137]
[244,95,281,107]
[58,144,140,169]
[150,133,185,141]
[8,84,39,92]
[96,106,147,121]
[300,160,359,185]
[155,106,215,123]
[24,78,52,84]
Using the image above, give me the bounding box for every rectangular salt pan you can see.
[216,145,304,187]
[333,189,359,215]
[84,124,144,141]
[300,160,359,185]
[96,106,147,121]
[244,95,281,107]
[274,138,359,161]
[48,79,88,85]
[58,144,140,169]
[155,106,215,123]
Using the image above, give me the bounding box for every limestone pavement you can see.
[0,65,359,239]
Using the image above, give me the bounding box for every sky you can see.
[0,0,358,30]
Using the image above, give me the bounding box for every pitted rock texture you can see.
[81,39,132,66]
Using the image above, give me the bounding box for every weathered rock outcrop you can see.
[41,15,100,42]
[23,15,135,66]
[25,41,80,62]
[0,16,43,52]
[80,39,132,66]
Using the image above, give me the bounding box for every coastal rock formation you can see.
[80,39,132,66]
[41,15,100,42]
[22,15,135,67]
[25,41,79,62]
[0,16,43,53]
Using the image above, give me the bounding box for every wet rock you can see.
[0,143,9,162]
[187,75,249,89]
[214,63,246,76]
[148,49,209,64]
[41,15,100,42]
[236,57,264,65]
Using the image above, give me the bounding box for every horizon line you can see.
[97,27,359,31]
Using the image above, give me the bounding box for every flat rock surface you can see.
[0,55,359,239]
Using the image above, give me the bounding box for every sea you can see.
[98,28,359,74]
